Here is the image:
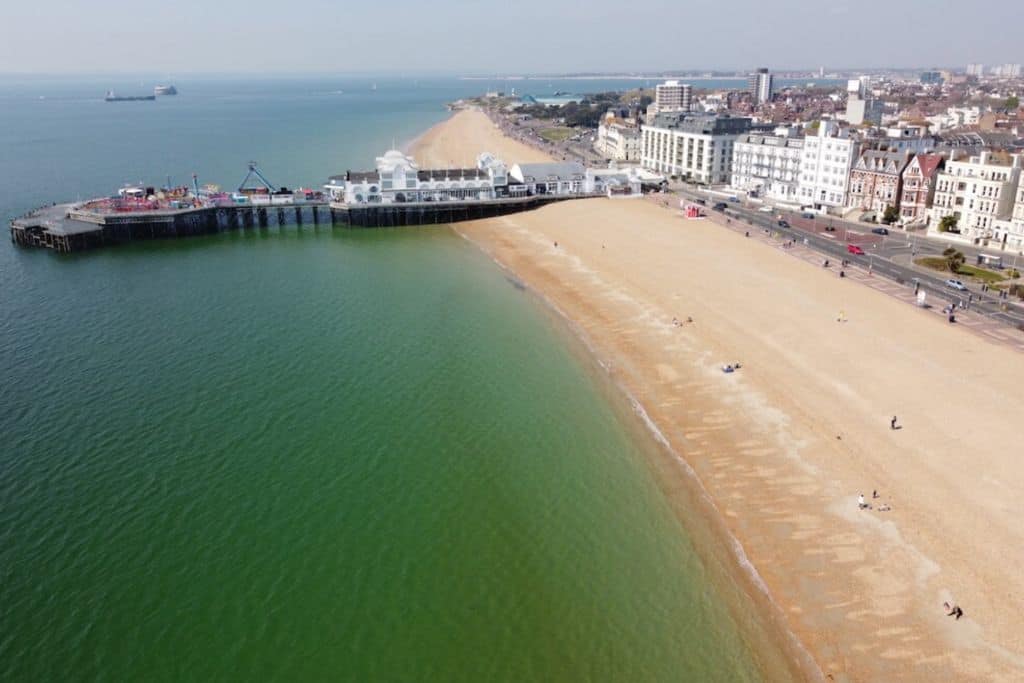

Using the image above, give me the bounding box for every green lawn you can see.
[538,127,576,142]
[915,257,950,271]
[915,258,1008,284]
[957,264,1010,283]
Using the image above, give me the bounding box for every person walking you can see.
[891,415,899,430]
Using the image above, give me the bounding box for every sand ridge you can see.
[413,109,1024,682]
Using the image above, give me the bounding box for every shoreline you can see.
[411,109,1024,681]
[462,234,823,682]
[409,109,820,681]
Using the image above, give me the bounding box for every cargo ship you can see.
[154,85,177,96]
[105,90,155,102]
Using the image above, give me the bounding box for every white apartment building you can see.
[730,127,804,202]
[992,183,1024,251]
[640,112,752,184]
[655,80,692,112]
[927,151,1022,245]
[797,121,859,210]
[594,119,641,161]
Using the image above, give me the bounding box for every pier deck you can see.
[11,193,601,253]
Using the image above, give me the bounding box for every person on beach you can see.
[891,415,899,430]
[858,493,868,509]
[944,602,964,620]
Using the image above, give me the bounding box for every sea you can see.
[0,75,799,681]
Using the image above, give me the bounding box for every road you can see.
[673,185,1024,329]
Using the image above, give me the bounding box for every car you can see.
[712,202,728,211]
[847,244,865,255]
[727,196,739,203]
[871,227,890,235]
[777,219,790,228]
[758,206,773,213]
[824,225,836,232]
[801,212,815,219]
[945,278,968,291]
[694,198,706,206]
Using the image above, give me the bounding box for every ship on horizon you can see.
[154,84,177,96]
[105,90,155,102]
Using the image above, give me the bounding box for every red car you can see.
[847,244,865,255]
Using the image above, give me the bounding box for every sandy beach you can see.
[411,109,1024,681]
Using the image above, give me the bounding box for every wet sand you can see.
[412,109,1024,682]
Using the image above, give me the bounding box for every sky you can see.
[1,0,1021,75]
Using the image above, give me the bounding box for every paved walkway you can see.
[649,195,1024,353]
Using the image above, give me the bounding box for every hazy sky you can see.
[2,0,1020,74]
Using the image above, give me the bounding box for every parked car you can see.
[777,219,790,228]
[801,212,815,219]
[945,278,968,291]
[758,205,773,213]
[871,227,890,235]
[727,196,740,203]
[847,244,865,255]
[694,198,706,206]
[713,202,728,211]
[824,225,836,232]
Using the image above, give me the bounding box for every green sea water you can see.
[1,77,787,681]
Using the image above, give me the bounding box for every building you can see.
[845,77,883,126]
[966,63,985,77]
[594,116,642,161]
[845,78,884,126]
[749,68,773,105]
[798,121,859,210]
[846,149,912,214]
[325,149,511,204]
[730,127,804,203]
[509,162,587,195]
[585,168,644,197]
[927,151,1022,244]
[920,70,943,85]
[995,183,1024,250]
[640,112,752,184]
[992,63,1022,78]
[899,153,945,225]
[868,125,935,154]
[655,80,693,112]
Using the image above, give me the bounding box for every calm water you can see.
[1,77,779,681]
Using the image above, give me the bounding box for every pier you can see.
[10,152,639,253]
[9,194,602,253]
[10,202,329,253]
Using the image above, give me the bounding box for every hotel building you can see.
[594,116,642,162]
[730,127,804,202]
[797,121,859,210]
[927,151,1022,245]
[641,112,752,184]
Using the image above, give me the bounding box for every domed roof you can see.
[375,148,419,173]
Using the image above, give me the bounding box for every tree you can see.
[1006,95,1020,110]
[943,247,965,273]
[882,204,899,225]
[938,214,959,234]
